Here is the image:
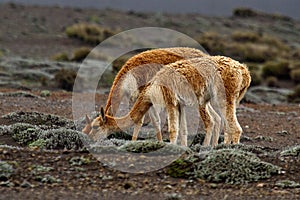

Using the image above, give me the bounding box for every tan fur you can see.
[89,57,226,147]
[84,47,251,146]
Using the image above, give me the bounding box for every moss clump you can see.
[275,180,300,188]
[119,140,166,153]
[69,156,90,166]
[119,140,191,155]
[11,123,42,145]
[28,139,47,148]
[54,68,77,91]
[35,174,61,184]
[280,145,300,157]
[168,148,281,184]
[195,149,281,184]
[2,111,75,129]
[31,165,54,175]
[39,128,86,150]
[262,60,291,79]
[167,154,200,178]
[65,23,114,44]
[0,161,14,181]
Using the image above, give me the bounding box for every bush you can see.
[51,52,69,62]
[249,70,262,86]
[231,31,260,42]
[71,47,91,62]
[168,148,281,184]
[288,84,300,102]
[262,60,291,79]
[197,32,225,55]
[65,23,115,44]
[290,69,300,84]
[233,8,258,17]
[266,76,279,87]
[112,55,130,72]
[54,68,77,91]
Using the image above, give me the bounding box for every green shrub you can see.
[54,68,77,91]
[280,145,300,157]
[65,23,115,44]
[11,123,42,145]
[291,61,300,70]
[290,69,300,83]
[233,8,258,17]
[288,84,300,102]
[260,35,289,51]
[168,148,281,184]
[0,161,14,181]
[51,52,69,61]
[112,55,130,72]
[71,47,91,62]
[249,70,262,86]
[231,31,260,42]
[266,76,279,87]
[262,60,291,79]
[197,32,226,55]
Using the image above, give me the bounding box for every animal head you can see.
[88,107,110,141]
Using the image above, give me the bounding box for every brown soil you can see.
[0,3,300,200]
[0,88,300,200]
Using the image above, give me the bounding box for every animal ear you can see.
[100,106,106,122]
[107,105,113,116]
[85,115,91,125]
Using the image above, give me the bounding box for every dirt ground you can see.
[0,88,300,200]
[0,3,300,200]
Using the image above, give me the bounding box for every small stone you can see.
[21,180,32,188]
[40,90,51,97]
[257,183,265,187]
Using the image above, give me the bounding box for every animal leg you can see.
[167,105,179,145]
[206,103,222,147]
[199,104,213,146]
[224,99,242,144]
[179,105,188,146]
[148,106,162,142]
[132,115,145,141]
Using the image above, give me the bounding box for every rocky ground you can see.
[0,88,300,200]
[0,2,300,200]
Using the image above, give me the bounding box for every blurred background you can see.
[0,0,300,103]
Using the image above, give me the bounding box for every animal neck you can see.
[105,93,152,131]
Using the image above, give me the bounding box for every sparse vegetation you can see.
[262,60,291,79]
[51,52,69,62]
[65,23,115,44]
[231,31,260,42]
[266,76,279,87]
[71,47,91,62]
[233,8,258,18]
[0,161,14,181]
[168,148,281,184]
[112,55,130,72]
[54,68,77,91]
[290,69,300,84]
[288,84,300,102]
